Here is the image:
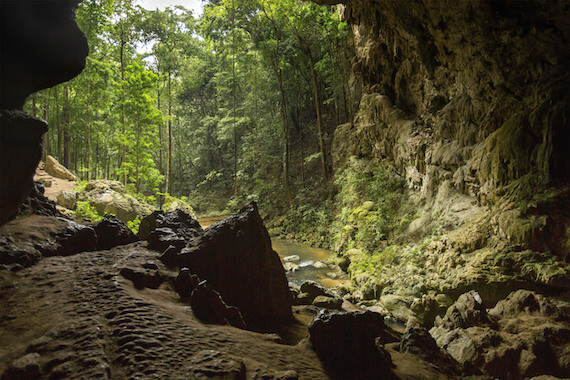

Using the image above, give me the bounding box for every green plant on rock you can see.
[126,215,142,234]
[74,201,103,222]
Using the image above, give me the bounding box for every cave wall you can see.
[0,1,88,225]
[328,0,570,304]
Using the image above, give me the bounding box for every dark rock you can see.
[0,112,48,226]
[147,227,185,252]
[138,209,202,241]
[400,327,464,377]
[158,245,179,267]
[36,219,97,257]
[120,267,167,290]
[308,310,398,379]
[93,214,138,250]
[312,295,343,310]
[338,256,350,273]
[178,202,292,330]
[189,350,245,380]
[295,292,313,306]
[190,281,246,329]
[0,1,88,227]
[1,352,41,380]
[18,182,61,218]
[0,236,41,268]
[142,260,159,270]
[174,268,200,303]
[300,280,333,303]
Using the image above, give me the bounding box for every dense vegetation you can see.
[26,0,408,265]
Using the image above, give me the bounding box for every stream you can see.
[198,216,348,288]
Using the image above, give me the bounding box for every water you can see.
[198,216,347,288]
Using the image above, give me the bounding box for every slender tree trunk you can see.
[273,62,292,207]
[232,0,238,196]
[43,88,51,161]
[85,84,91,180]
[63,88,71,169]
[120,20,127,185]
[55,87,63,161]
[166,73,172,194]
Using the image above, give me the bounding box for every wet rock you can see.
[120,267,167,290]
[148,227,185,253]
[0,236,41,268]
[178,202,292,330]
[312,296,343,310]
[44,155,78,182]
[55,189,78,210]
[93,214,138,250]
[189,350,245,380]
[1,352,41,380]
[174,267,200,303]
[308,310,398,379]
[283,255,300,262]
[190,281,246,329]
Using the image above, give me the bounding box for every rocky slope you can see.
[325,0,570,327]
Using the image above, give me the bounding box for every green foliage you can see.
[74,201,103,222]
[126,215,142,234]
[331,158,406,272]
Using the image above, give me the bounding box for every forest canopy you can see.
[26,0,353,217]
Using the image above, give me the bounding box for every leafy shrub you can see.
[74,201,103,222]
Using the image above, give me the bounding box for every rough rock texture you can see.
[139,209,203,241]
[0,1,88,226]
[0,215,96,269]
[44,155,78,182]
[93,214,138,250]
[77,180,154,223]
[190,281,247,329]
[56,189,78,210]
[430,289,570,379]
[326,0,570,325]
[308,310,398,379]
[177,203,292,330]
[0,111,48,225]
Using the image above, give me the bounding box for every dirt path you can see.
[33,167,76,203]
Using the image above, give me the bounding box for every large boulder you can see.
[93,214,138,250]
[44,155,78,181]
[176,202,292,330]
[56,189,78,210]
[308,310,398,379]
[77,180,153,223]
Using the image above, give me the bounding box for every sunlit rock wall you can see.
[330,0,570,301]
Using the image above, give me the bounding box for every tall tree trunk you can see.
[232,0,238,196]
[55,87,62,161]
[120,20,127,185]
[273,62,292,208]
[308,56,329,182]
[85,84,91,180]
[63,86,71,169]
[166,73,172,194]
[43,88,51,161]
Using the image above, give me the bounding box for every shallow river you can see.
[198,216,347,288]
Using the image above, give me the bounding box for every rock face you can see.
[430,289,570,379]
[0,1,88,226]
[308,310,397,379]
[44,155,78,182]
[0,215,97,269]
[177,203,292,330]
[93,214,138,250]
[322,0,570,324]
[78,180,153,222]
